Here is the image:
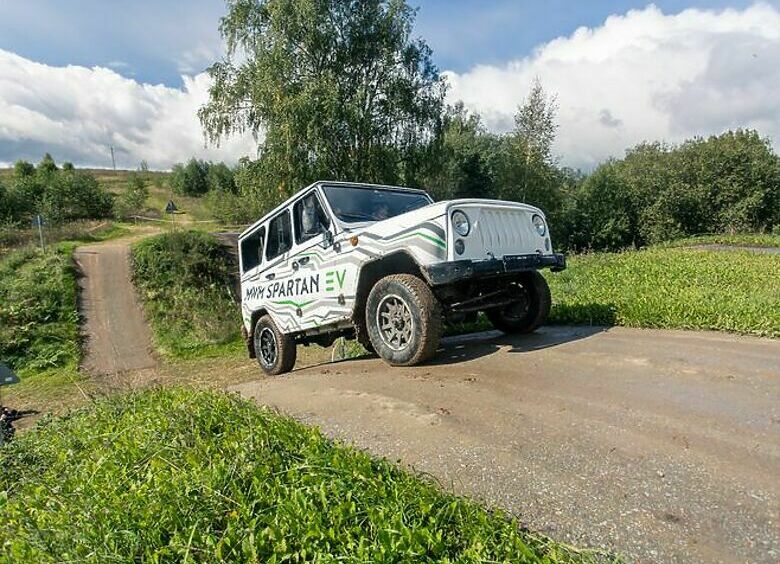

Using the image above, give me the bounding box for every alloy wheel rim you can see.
[376,294,414,351]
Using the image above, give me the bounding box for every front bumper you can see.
[422,253,566,286]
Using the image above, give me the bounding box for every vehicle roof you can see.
[238,180,431,239]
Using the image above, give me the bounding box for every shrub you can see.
[114,173,149,219]
[131,231,240,355]
[36,152,58,176]
[0,388,596,562]
[169,158,210,196]
[13,160,35,178]
[40,171,114,223]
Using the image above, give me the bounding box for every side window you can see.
[266,211,292,261]
[294,191,331,244]
[240,227,265,273]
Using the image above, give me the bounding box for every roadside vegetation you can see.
[0,245,80,375]
[547,247,780,337]
[0,387,605,562]
[131,230,241,357]
[658,233,780,249]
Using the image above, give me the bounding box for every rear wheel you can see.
[254,315,297,375]
[486,271,551,334]
[366,274,442,366]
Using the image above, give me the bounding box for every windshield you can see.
[322,185,432,223]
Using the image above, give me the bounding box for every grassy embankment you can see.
[0,223,137,407]
[547,245,780,337]
[0,387,606,562]
[131,230,243,358]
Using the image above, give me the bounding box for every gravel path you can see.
[233,326,780,563]
[74,234,157,375]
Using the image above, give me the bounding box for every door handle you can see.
[265,273,275,280]
[299,256,310,266]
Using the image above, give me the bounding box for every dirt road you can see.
[233,326,780,563]
[74,235,156,375]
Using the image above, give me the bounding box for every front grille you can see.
[473,208,528,254]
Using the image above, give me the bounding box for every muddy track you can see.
[74,234,157,375]
[233,326,780,563]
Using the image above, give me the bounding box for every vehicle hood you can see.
[340,198,544,236]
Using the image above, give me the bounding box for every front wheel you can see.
[486,271,551,334]
[366,274,442,366]
[254,315,297,375]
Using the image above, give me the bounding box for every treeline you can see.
[0,154,113,225]
[426,104,780,251]
[0,154,152,225]
[190,0,778,251]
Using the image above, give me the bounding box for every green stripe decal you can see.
[273,299,316,309]
[391,231,446,249]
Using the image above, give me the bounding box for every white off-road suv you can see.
[238,181,566,375]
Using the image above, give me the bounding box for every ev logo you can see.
[325,269,346,293]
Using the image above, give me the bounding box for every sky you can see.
[0,0,778,170]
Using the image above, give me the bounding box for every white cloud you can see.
[443,2,780,169]
[0,49,257,169]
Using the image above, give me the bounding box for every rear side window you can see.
[240,227,265,273]
[294,191,331,244]
[266,211,292,261]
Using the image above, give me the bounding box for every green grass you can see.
[546,247,780,337]
[131,231,242,358]
[659,233,780,249]
[0,243,81,375]
[0,388,607,562]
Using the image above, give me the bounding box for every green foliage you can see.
[169,159,236,197]
[131,231,241,356]
[546,247,780,337]
[0,387,603,562]
[40,171,114,223]
[426,104,501,201]
[0,245,80,373]
[114,173,149,219]
[201,0,445,209]
[36,153,58,176]
[1,157,114,226]
[499,78,562,214]
[563,131,780,251]
[207,161,237,193]
[170,158,210,196]
[12,160,35,179]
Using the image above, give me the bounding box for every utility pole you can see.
[110,146,116,170]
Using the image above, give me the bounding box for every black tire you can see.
[486,271,551,334]
[253,315,297,375]
[366,274,442,366]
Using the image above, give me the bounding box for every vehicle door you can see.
[259,209,298,332]
[287,189,348,330]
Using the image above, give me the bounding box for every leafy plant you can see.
[0,245,80,373]
[131,231,241,356]
[0,388,608,562]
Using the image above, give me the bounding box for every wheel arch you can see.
[244,307,269,358]
[352,251,425,333]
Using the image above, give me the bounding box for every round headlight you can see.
[452,210,470,237]
[532,214,546,236]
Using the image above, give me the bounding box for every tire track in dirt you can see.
[74,231,157,375]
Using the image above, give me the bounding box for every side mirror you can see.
[320,229,334,248]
